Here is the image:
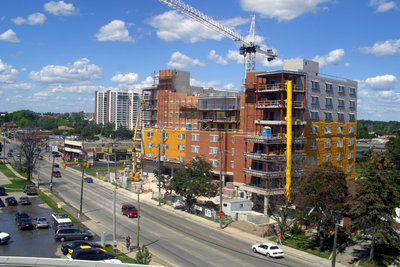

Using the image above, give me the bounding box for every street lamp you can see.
[49,155,55,193]
[112,143,118,254]
[79,142,86,223]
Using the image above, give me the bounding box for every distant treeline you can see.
[357,120,400,139]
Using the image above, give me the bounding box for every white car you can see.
[251,243,284,258]
[0,231,10,245]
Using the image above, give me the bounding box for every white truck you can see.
[0,232,10,245]
[52,213,73,226]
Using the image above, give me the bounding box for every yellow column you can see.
[285,80,292,200]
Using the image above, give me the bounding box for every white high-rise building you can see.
[94,90,140,130]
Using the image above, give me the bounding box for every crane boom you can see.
[158,0,278,72]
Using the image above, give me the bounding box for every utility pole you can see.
[157,128,163,206]
[136,185,141,249]
[219,149,223,229]
[49,155,55,193]
[113,143,117,254]
[79,141,85,223]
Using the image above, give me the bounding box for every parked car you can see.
[52,213,72,225]
[7,152,12,157]
[18,217,34,230]
[84,177,93,183]
[61,240,102,256]
[16,152,21,157]
[32,217,49,229]
[251,243,284,258]
[121,204,138,218]
[19,196,31,205]
[0,232,10,245]
[15,211,29,221]
[5,196,18,206]
[53,163,60,168]
[0,198,5,207]
[23,185,37,195]
[0,186,6,196]
[55,221,74,230]
[68,248,121,263]
[54,227,93,242]
[53,170,61,177]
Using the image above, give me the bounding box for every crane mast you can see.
[158,0,278,73]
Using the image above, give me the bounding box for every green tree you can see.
[349,150,400,262]
[135,245,152,264]
[101,122,115,138]
[299,163,348,251]
[18,129,42,182]
[167,157,217,211]
[385,136,400,170]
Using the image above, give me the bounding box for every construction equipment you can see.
[158,0,278,73]
[131,100,145,182]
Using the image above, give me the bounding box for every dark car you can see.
[60,240,102,255]
[23,185,37,195]
[84,177,93,183]
[53,170,61,177]
[0,186,6,196]
[19,196,31,205]
[69,248,120,263]
[0,198,5,207]
[18,217,33,230]
[53,163,60,168]
[55,227,93,242]
[121,204,138,218]
[5,196,18,206]
[16,212,30,224]
[7,152,12,157]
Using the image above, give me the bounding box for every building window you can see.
[147,132,154,138]
[163,143,169,150]
[311,96,319,105]
[178,133,185,140]
[348,152,353,159]
[337,153,343,161]
[232,136,235,143]
[325,140,331,149]
[175,112,179,118]
[324,154,331,162]
[192,134,200,141]
[164,111,167,118]
[177,156,184,162]
[325,98,333,107]
[338,85,345,94]
[311,111,319,121]
[194,112,197,118]
[178,144,185,151]
[337,139,344,148]
[311,141,317,150]
[338,113,344,122]
[349,113,356,122]
[210,135,219,142]
[338,125,343,134]
[231,148,234,156]
[309,155,317,164]
[146,153,153,158]
[311,81,320,90]
[325,112,333,122]
[349,138,354,146]
[147,142,153,148]
[325,125,331,134]
[191,146,199,153]
[210,159,218,167]
[326,83,333,92]
[338,99,345,108]
[162,132,169,139]
[348,164,353,173]
[350,87,356,96]
[231,161,234,169]
[209,147,218,155]
[163,154,169,160]
[349,101,356,109]
[311,124,318,134]
[349,126,354,133]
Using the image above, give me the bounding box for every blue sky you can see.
[0,0,399,121]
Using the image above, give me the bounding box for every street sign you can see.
[218,210,225,218]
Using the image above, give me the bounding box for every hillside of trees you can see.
[357,120,400,139]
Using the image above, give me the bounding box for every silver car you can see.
[33,217,49,229]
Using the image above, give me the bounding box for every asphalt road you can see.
[33,153,321,267]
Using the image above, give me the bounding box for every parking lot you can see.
[0,191,65,258]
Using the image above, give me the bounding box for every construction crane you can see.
[158,0,278,73]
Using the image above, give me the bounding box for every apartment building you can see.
[94,90,140,130]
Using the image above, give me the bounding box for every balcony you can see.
[257,100,304,109]
[245,135,286,144]
[243,168,285,178]
[244,152,285,161]
[257,83,305,93]
[254,119,306,126]
[240,184,285,196]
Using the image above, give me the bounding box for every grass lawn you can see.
[359,255,397,267]
[0,163,32,192]
[103,245,138,264]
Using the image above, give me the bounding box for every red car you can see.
[121,204,138,218]
[53,170,61,177]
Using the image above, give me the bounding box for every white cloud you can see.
[357,89,400,121]
[208,50,228,65]
[12,13,46,25]
[44,1,77,16]
[363,74,398,90]
[190,78,221,88]
[313,49,344,68]
[167,52,205,69]
[240,0,331,22]
[29,58,103,85]
[111,72,139,84]
[95,20,134,42]
[359,39,400,56]
[0,83,35,91]
[148,11,247,43]
[0,29,20,43]
[223,83,237,90]
[0,59,19,83]
[370,0,397,12]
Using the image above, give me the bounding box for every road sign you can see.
[218,210,225,218]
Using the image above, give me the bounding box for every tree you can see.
[18,129,42,182]
[101,122,115,138]
[349,150,400,262]
[299,163,348,251]
[167,157,217,211]
[385,136,400,170]
[135,245,152,264]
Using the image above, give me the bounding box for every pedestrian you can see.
[125,235,131,251]
[277,232,282,245]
